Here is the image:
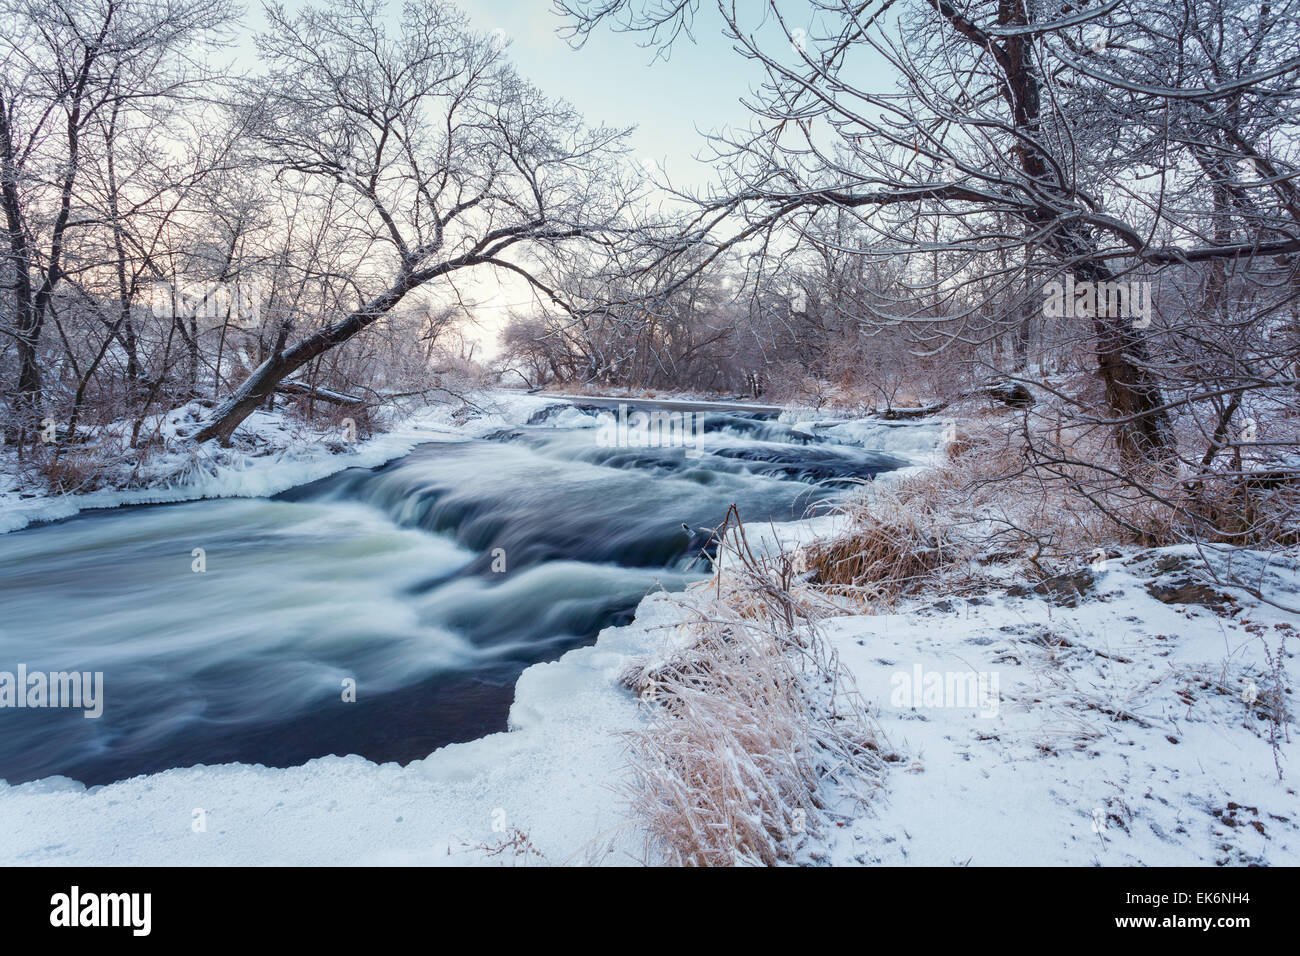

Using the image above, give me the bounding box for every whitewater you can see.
[0,391,938,864]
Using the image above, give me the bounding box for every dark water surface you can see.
[0,407,911,785]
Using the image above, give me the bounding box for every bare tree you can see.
[0,0,234,440]
[557,0,1300,468]
[191,0,634,443]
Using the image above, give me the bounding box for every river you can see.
[0,402,918,786]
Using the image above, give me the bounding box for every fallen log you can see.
[877,403,947,420]
[873,380,1033,420]
[981,380,1034,408]
[274,380,363,406]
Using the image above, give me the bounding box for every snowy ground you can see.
[810,546,1299,866]
[0,393,1294,865]
[0,390,559,534]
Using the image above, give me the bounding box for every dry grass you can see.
[284,396,379,442]
[799,416,1195,609]
[620,507,886,866]
[15,433,131,495]
[800,477,967,608]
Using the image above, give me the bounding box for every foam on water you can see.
[0,407,923,786]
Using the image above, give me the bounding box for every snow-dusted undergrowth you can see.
[0,395,1293,866]
[0,391,557,534]
[619,509,886,865]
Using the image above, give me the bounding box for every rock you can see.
[1007,569,1096,607]
[1146,578,1237,612]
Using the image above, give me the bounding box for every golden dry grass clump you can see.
[798,416,1197,607]
[620,510,885,866]
[800,478,963,608]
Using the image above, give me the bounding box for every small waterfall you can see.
[0,407,922,785]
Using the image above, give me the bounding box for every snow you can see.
[0,390,558,535]
[1,392,1295,866]
[809,552,1299,865]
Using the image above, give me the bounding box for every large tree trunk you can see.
[994,0,1172,463]
[1092,314,1173,460]
[1,90,40,420]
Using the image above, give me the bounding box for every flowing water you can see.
[0,405,919,786]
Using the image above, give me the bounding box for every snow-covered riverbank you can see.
[810,546,1300,866]
[667,511,1299,866]
[0,391,563,535]
[0,589,686,865]
[1,393,1294,866]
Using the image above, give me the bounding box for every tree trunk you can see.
[1092,314,1172,459]
[1,89,39,420]
[995,0,1172,463]
[194,275,416,444]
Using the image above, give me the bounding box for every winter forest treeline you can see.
[2,0,1298,548]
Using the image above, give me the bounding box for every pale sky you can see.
[451,0,764,347]
[226,1,896,355]
[460,1,759,188]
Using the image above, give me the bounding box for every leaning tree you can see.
[191,0,634,443]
